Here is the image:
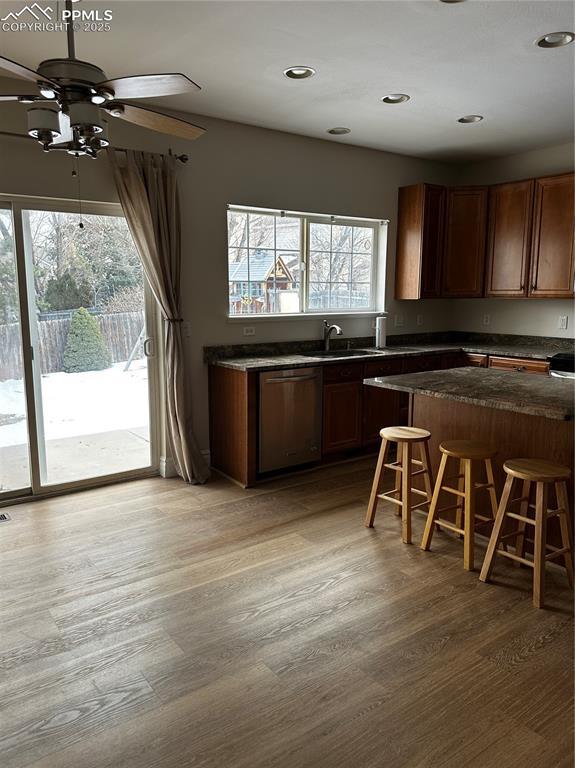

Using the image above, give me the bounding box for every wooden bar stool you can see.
[421,440,499,571]
[365,426,434,544]
[480,459,574,608]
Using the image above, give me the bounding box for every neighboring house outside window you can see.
[227,206,385,316]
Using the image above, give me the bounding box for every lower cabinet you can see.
[362,358,406,445]
[322,381,363,454]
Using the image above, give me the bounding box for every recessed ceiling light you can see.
[381,94,410,104]
[327,127,351,135]
[458,115,484,123]
[536,31,574,48]
[284,66,316,79]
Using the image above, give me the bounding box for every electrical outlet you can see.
[416,314,424,327]
[483,314,490,326]
[182,321,192,338]
[243,326,255,336]
[394,314,404,328]
[558,315,568,330]
[371,319,377,330]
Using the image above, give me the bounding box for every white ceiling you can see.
[0,0,573,161]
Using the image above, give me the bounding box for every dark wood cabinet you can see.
[442,186,488,298]
[362,359,406,444]
[529,173,575,298]
[323,381,363,453]
[395,184,445,299]
[486,180,534,297]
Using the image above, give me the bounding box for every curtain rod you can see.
[228,203,388,225]
[112,147,189,164]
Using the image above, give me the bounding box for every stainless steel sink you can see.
[308,349,380,358]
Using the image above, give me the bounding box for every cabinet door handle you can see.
[514,365,526,372]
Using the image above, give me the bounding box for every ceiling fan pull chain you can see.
[72,154,84,229]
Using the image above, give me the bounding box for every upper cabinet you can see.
[394,172,574,301]
[395,184,445,299]
[485,179,534,297]
[441,186,488,298]
[529,173,575,298]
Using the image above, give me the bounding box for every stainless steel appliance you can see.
[548,352,575,379]
[259,367,322,473]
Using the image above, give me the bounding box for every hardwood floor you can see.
[0,459,573,768]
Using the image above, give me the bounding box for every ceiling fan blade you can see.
[96,73,200,100]
[0,56,58,88]
[106,103,205,141]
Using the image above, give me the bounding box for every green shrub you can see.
[62,308,112,373]
[44,271,92,311]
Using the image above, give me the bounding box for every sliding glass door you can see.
[0,206,31,494]
[0,199,159,500]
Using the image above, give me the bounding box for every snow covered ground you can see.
[0,359,150,448]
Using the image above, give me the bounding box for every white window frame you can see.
[227,205,387,321]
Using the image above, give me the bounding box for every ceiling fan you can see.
[0,0,205,158]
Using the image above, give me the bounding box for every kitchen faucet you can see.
[323,320,343,351]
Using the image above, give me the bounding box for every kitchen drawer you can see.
[323,362,364,383]
[364,358,404,378]
[488,356,550,375]
[463,353,488,367]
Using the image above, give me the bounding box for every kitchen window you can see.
[227,205,385,316]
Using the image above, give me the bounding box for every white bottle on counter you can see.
[375,315,387,349]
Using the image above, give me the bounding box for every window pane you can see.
[248,213,274,249]
[309,252,331,283]
[309,222,332,251]
[332,225,352,252]
[227,211,248,248]
[330,284,351,308]
[331,253,351,282]
[353,226,373,253]
[276,217,300,250]
[351,283,370,308]
[308,282,329,310]
[274,251,300,314]
[352,253,371,282]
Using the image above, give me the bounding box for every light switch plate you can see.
[416,314,424,327]
[558,315,568,330]
[243,326,255,336]
[394,314,404,328]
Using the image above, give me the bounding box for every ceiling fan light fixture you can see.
[68,101,104,133]
[107,104,125,118]
[27,105,60,139]
[90,87,114,105]
[284,66,316,79]
[38,84,56,100]
[536,31,574,48]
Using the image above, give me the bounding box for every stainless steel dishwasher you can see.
[259,367,322,473]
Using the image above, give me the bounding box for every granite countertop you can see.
[364,366,575,421]
[210,342,561,372]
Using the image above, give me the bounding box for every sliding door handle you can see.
[143,337,154,357]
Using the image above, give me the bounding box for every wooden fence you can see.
[0,310,145,381]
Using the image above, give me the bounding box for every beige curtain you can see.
[108,149,209,484]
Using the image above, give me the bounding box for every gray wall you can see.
[0,107,573,452]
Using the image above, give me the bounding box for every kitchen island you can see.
[364,366,574,541]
